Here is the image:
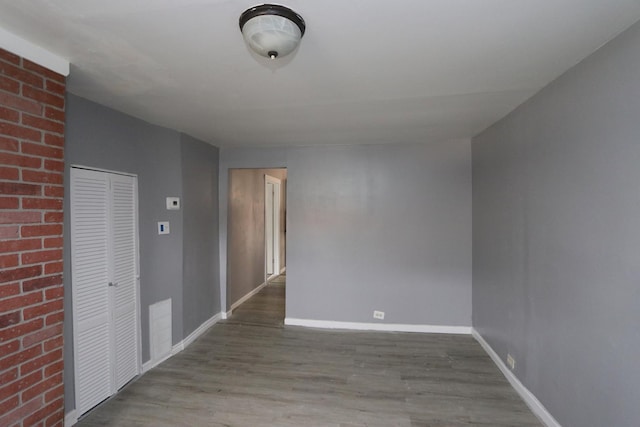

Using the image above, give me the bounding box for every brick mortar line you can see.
[0,70,52,92]
[0,143,64,151]
[0,89,65,107]
[1,122,65,137]
[21,112,65,123]
[21,111,66,125]
[0,102,66,118]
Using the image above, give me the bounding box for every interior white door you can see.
[265,175,281,278]
[71,167,140,415]
[265,181,274,276]
[70,168,112,415]
[109,173,140,390]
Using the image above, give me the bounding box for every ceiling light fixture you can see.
[239,4,306,60]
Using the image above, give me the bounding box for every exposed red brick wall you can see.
[0,48,65,427]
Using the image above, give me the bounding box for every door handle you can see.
[108,282,119,287]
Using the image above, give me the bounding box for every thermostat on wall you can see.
[166,197,180,210]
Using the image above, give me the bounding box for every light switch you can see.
[158,221,170,235]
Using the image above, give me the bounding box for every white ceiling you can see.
[1,1,639,147]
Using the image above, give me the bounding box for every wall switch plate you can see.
[506,353,515,370]
[373,310,385,320]
[166,197,180,210]
[158,221,170,235]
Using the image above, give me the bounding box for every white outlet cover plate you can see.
[166,197,180,210]
[158,221,170,235]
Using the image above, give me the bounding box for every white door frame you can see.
[265,175,281,281]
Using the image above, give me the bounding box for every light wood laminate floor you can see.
[77,276,541,426]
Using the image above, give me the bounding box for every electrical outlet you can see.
[373,310,385,320]
[506,353,515,370]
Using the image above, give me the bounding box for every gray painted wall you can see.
[220,142,471,325]
[227,168,286,307]
[64,94,220,412]
[472,21,640,427]
[180,134,220,336]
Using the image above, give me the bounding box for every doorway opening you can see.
[226,168,287,321]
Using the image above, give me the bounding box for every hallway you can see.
[225,274,286,328]
[76,275,540,426]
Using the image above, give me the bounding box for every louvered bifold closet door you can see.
[71,168,140,416]
[70,168,112,415]
[110,173,139,390]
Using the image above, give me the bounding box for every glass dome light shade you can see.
[239,4,306,59]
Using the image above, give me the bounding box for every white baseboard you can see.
[224,278,278,319]
[229,281,267,313]
[171,341,184,355]
[471,329,561,427]
[64,410,77,427]
[142,312,222,374]
[70,312,224,425]
[284,318,472,334]
[182,312,221,348]
[142,351,172,373]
